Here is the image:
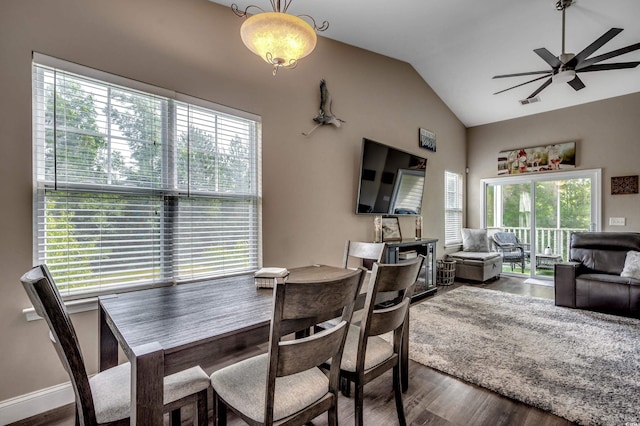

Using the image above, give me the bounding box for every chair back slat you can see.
[276,320,348,377]
[368,298,411,336]
[342,241,386,270]
[21,265,97,425]
[374,261,423,293]
[281,270,364,319]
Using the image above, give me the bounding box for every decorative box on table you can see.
[254,267,289,288]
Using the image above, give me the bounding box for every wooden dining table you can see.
[98,264,411,425]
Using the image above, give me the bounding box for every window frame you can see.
[32,53,262,299]
[444,170,464,247]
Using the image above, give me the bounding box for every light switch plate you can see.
[609,217,626,226]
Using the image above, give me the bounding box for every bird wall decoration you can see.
[302,79,345,136]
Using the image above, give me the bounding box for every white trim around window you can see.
[444,170,464,247]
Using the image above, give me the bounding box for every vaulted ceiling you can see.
[209,0,640,127]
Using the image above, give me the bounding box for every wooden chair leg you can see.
[328,402,338,426]
[393,365,407,426]
[197,389,208,425]
[211,391,216,426]
[341,376,351,397]
[214,392,227,426]
[354,382,364,426]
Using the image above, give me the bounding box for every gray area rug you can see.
[408,286,640,426]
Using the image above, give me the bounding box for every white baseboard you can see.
[0,382,74,425]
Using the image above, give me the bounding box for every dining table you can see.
[98,264,411,425]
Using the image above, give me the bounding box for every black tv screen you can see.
[355,138,427,215]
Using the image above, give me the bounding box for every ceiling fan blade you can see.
[493,74,552,95]
[566,28,623,68]
[527,78,553,99]
[567,76,585,91]
[578,62,640,72]
[576,43,640,70]
[493,71,552,79]
[534,48,561,68]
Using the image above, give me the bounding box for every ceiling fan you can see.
[493,0,640,101]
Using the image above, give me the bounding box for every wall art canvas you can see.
[497,142,576,175]
[419,128,436,152]
[611,175,639,195]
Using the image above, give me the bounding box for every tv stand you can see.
[384,238,438,301]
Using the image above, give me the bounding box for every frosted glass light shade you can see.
[240,12,317,70]
[552,69,576,84]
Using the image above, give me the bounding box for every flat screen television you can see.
[355,138,427,215]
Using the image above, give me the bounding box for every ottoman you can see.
[448,251,502,283]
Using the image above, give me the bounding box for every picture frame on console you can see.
[381,217,402,242]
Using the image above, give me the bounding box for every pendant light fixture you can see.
[232,1,328,75]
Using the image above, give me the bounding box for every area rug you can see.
[408,286,640,426]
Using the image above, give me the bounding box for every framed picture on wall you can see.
[611,175,639,195]
[381,217,402,242]
[419,128,436,152]
[497,141,576,175]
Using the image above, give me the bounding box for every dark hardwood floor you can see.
[12,276,575,426]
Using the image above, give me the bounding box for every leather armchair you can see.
[555,232,640,317]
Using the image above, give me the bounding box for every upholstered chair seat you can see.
[90,362,210,424]
[326,325,393,372]
[210,353,329,423]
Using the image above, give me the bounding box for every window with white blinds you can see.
[32,56,261,297]
[445,171,463,246]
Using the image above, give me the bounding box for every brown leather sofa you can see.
[555,232,640,317]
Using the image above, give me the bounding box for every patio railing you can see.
[490,227,588,264]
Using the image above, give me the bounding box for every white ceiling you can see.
[209,0,640,127]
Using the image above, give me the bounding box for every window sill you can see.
[23,297,99,322]
[22,271,255,321]
[23,280,180,321]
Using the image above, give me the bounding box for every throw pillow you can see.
[621,250,640,280]
[462,228,489,252]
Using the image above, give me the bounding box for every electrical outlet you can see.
[609,217,626,226]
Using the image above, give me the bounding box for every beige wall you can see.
[0,0,466,402]
[466,92,640,231]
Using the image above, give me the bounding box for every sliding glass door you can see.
[482,169,601,280]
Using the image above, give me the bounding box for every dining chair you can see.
[342,240,386,271]
[329,255,424,426]
[20,264,210,426]
[341,240,387,318]
[210,267,365,426]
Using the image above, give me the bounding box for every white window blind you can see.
[445,171,463,245]
[32,56,261,297]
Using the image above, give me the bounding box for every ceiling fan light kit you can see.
[552,69,576,84]
[493,0,640,102]
[232,1,328,75]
